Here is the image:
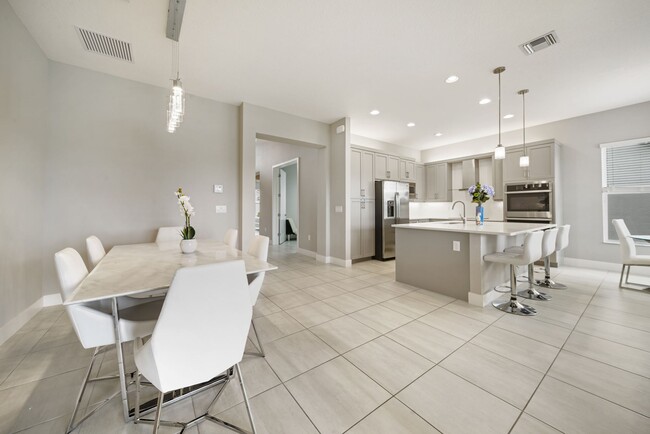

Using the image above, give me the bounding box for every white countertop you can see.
[393,221,556,236]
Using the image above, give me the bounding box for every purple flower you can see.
[468,185,476,194]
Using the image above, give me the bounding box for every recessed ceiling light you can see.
[479,98,491,105]
[445,75,459,84]
[435,132,443,137]
[407,122,415,127]
[370,110,380,116]
[503,114,514,119]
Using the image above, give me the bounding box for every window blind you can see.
[604,141,650,187]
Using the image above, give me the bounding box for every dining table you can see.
[63,239,278,422]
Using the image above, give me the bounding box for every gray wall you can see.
[42,62,240,295]
[329,118,351,262]
[0,0,48,329]
[421,101,650,263]
[256,142,318,252]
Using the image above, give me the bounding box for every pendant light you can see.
[518,89,530,167]
[493,67,506,160]
[167,41,185,133]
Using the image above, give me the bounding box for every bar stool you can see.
[85,235,106,269]
[536,224,571,290]
[484,231,544,316]
[505,228,558,301]
[224,228,238,248]
[155,226,183,242]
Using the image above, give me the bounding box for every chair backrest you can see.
[612,219,635,261]
[247,235,270,305]
[522,230,544,264]
[54,248,89,300]
[224,228,238,249]
[147,261,252,392]
[86,235,106,269]
[556,224,571,252]
[155,226,183,243]
[541,228,558,257]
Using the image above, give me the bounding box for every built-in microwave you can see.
[504,181,553,221]
[408,182,416,200]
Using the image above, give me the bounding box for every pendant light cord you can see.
[522,90,526,154]
[498,71,502,144]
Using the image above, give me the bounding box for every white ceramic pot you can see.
[180,239,197,254]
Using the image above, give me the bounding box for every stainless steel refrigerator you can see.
[375,180,410,260]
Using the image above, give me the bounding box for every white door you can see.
[278,168,287,244]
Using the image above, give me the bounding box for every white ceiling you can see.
[9,0,650,150]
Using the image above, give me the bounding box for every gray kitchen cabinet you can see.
[351,148,375,199]
[374,153,399,180]
[351,198,375,259]
[425,163,451,201]
[400,159,416,181]
[415,164,425,199]
[503,141,555,183]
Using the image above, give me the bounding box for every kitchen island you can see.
[393,221,556,306]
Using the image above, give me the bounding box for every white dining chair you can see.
[612,219,650,289]
[55,248,163,433]
[224,228,238,249]
[85,235,106,269]
[133,261,257,434]
[247,235,270,357]
[155,226,183,243]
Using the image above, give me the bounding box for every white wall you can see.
[422,101,650,263]
[0,0,48,336]
[284,163,298,226]
[351,134,420,161]
[42,62,240,295]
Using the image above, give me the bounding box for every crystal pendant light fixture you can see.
[518,89,530,167]
[493,67,506,160]
[167,41,184,133]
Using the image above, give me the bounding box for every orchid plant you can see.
[468,182,495,204]
[175,187,196,239]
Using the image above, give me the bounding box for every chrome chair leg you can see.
[134,369,141,423]
[236,363,257,434]
[493,265,537,316]
[535,255,567,289]
[251,321,265,357]
[67,346,100,433]
[153,391,164,434]
[519,263,551,300]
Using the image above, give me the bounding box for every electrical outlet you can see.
[308,234,311,241]
[453,241,461,252]
[335,205,343,213]
[213,184,223,193]
[215,205,227,214]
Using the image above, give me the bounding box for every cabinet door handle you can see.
[387,171,390,178]
[361,188,365,196]
[406,171,409,178]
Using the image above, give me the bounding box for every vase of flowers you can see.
[175,187,197,253]
[467,182,494,225]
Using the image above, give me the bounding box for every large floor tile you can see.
[250,312,304,344]
[527,303,581,329]
[441,300,504,324]
[0,330,47,361]
[492,313,572,348]
[302,283,348,300]
[574,316,650,352]
[344,336,433,394]
[330,277,374,292]
[386,321,464,363]
[0,355,24,386]
[350,305,412,334]
[582,304,650,332]
[310,316,380,353]
[31,323,79,352]
[284,301,345,328]
[548,350,650,416]
[285,357,390,434]
[259,281,296,297]
[322,293,374,314]
[264,330,337,381]
[397,367,520,434]
[347,398,440,434]
[440,343,544,409]
[380,295,439,319]
[418,309,488,341]
[17,307,65,333]
[408,289,455,307]
[252,297,282,318]
[352,286,403,304]
[471,326,560,373]
[510,413,561,434]
[526,376,650,434]
[563,331,650,378]
[14,414,71,433]
[268,290,318,310]
[284,275,325,290]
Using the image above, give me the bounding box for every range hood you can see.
[459,159,479,190]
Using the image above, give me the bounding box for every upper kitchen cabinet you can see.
[399,159,416,181]
[351,148,375,199]
[415,164,425,200]
[503,140,556,183]
[425,163,451,201]
[375,153,400,180]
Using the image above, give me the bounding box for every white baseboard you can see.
[468,290,503,307]
[564,257,650,276]
[0,297,43,346]
[329,257,352,268]
[296,248,317,258]
[42,293,62,306]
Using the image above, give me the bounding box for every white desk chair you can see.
[155,226,183,243]
[224,228,238,249]
[505,228,557,301]
[133,261,257,434]
[612,219,650,290]
[247,235,270,357]
[484,231,544,316]
[536,225,571,289]
[85,235,106,269]
[55,248,163,433]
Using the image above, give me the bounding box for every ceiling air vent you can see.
[519,31,559,55]
[75,27,133,63]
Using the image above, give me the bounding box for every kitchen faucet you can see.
[451,201,466,223]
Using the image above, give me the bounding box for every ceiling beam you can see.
[166,0,186,41]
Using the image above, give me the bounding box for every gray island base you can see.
[393,221,556,306]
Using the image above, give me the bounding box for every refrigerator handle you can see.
[395,192,399,221]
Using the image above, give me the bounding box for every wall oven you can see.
[504,181,553,222]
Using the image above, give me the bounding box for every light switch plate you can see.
[453,241,461,251]
[335,205,343,213]
[215,205,227,214]
[213,185,223,193]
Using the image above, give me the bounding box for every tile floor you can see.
[2,241,650,433]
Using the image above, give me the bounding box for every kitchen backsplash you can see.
[410,198,504,221]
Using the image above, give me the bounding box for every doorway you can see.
[272,159,299,245]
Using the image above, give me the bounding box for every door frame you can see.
[271,158,300,246]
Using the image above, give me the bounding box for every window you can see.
[601,137,650,243]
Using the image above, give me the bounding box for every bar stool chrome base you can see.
[517,287,551,300]
[493,297,537,316]
[534,256,567,290]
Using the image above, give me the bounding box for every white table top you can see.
[64,240,277,305]
[393,221,556,236]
